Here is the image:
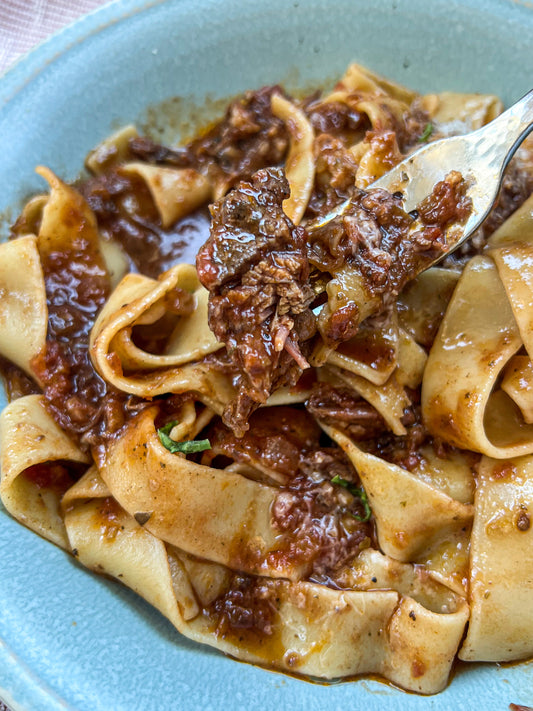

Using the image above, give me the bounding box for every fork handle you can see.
[478,88,533,173]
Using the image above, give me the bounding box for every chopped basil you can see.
[157,421,211,454]
[418,122,433,143]
[331,474,372,522]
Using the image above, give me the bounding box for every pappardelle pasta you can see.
[1,63,533,695]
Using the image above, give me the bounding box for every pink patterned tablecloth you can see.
[0,0,115,73]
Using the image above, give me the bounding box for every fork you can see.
[308,88,533,264]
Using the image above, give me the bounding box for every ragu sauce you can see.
[2,81,533,679]
[5,166,214,453]
[31,233,114,451]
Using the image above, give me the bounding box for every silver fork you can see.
[308,88,533,263]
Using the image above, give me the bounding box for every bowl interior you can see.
[1,1,533,710]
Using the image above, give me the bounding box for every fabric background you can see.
[0,0,115,73]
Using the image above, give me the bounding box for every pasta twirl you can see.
[1,63,533,695]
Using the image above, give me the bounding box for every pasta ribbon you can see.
[326,309,400,386]
[36,166,102,257]
[62,473,468,693]
[489,193,533,357]
[324,426,473,563]
[99,407,310,580]
[121,162,211,228]
[420,92,503,132]
[85,124,139,174]
[459,454,533,662]
[336,63,418,104]
[0,235,47,379]
[501,356,533,423]
[398,267,459,348]
[422,256,533,457]
[0,395,90,548]
[354,130,403,188]
[270,93,315,225]
[90,264,232,410]
[323,365,409,436]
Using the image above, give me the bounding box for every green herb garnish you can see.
[331,474,372,522]
[418,122,433,143]
[157,421,211,454]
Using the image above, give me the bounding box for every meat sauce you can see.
[31,241,111,450]
[80,170,212,278]
[2,83,532,647]
[202,405,374,579]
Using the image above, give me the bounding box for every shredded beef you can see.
[298,447,356,482]
[130,86,289,197]
[202,406,321,480]
[309,172,471,345]
[306,382,387,440]
[307,99,369,139]
[196,167,315,435]
[417,170,472,226]
[442,154,533,267]
[209,573,279,637]
[307,133,360,217]
[271,447,373,578]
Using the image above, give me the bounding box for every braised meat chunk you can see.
[310,172,471,346]
[306,381,387,440]
[196,167,315,435]
[130,85,289,197]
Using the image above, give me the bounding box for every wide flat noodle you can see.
[337,63,418,104]
[422,256,533,457]
[501,355,533,423]
[354,129,404,188]
[36,166,102,258]
[90,264,232,409]
[0,395,89,548]
[413,445,475,505]
[459,454,533,662]
[314,263,381,363]
[270,93,315,225]
[0,235,47,378]
[63,468,200,625]
[324,426,473,563]
[421,92,503,133]
[489,194,533,358]
[10,194,48,237]
[121,162,211,228]
[396,327,427,388]
[85,124,139,174]
[326,309,400,386]
[62,478,468,693]
[13,168,128,291]
[99,408,309,580]
[398,267,459,348]
[91,263,221,371]
[98,238,130,290]
[488,191,533,248]
[324,365,409,436]
[416,527,471,597]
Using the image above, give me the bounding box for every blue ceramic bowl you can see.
[1,1,533,709]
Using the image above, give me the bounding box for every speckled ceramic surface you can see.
[1,1,533,709]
